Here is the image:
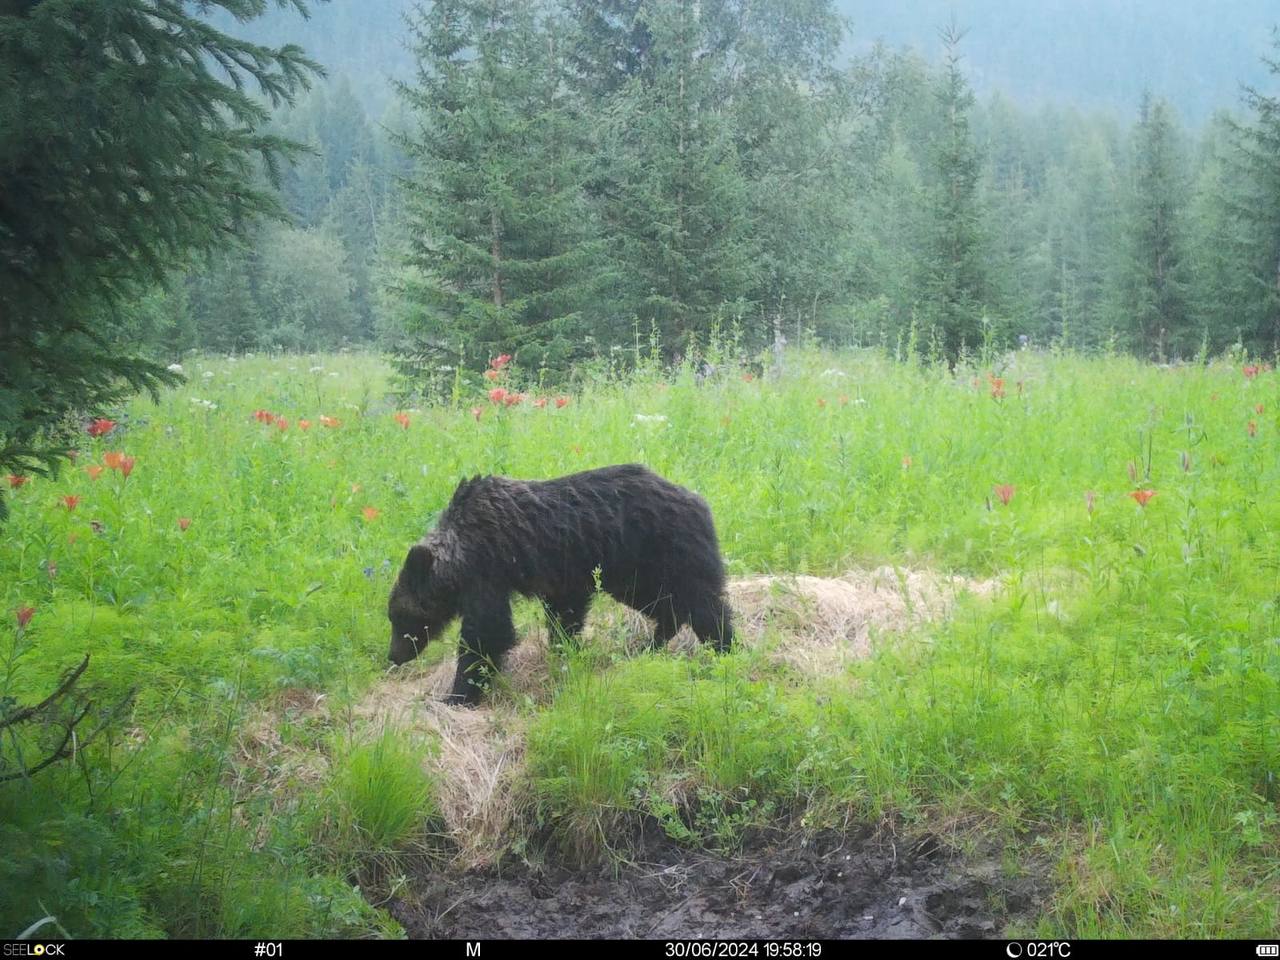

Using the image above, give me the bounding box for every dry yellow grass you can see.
[233,566,997,865]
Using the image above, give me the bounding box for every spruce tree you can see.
[393,0,599,382]
[1232,28,1280,353]
[1117,92,1190,358]
[919,23,990,364]
[572,0,755,357]
[0,0,321,517]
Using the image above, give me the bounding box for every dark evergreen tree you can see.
[188,243,264,354]
[1116,92,1191,358]
[1231,28,1280,353]
[392,0,600,383]
[918,23,991,364]
[0,0,320,517]
[592,0,755,357]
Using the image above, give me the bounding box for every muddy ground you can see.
[387,828,1043,940]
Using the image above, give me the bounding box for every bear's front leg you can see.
[447,589,518,705]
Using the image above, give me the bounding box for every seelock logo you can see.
[4,946,67,956]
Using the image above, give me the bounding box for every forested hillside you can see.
[215,0,1278,124]
[134,0,1280,385]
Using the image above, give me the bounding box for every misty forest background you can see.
[119,0,1280,382]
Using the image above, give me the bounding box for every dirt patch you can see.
[387,830,1041,940]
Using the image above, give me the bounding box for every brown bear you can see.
[387,463,735,704]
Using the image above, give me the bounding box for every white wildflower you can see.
[633,414,668,424]
[310,365,324,373]
[821,368,847,378]
[202,371,214,379]
[166,362,184,374]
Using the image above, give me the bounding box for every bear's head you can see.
[387,541,457,665]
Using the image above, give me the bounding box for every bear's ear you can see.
[403,543,434,583]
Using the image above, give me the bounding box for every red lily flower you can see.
[178,517,192,531]
[533,397,548,409]
[1248,420,1258,437]
[993,483,1015,506]
[490,353,512,371]
[394,412,411,429]
[1243,364,1261,380]
[61,494,80,511]
[103,451,124,471]
[118,455,136,478]
[16,606,35,629]
[85,466,103,481]
[299,419,312,431]
[484,369,500,381]
[276,418,289,431]
[362,506,380,522]
[1084,490,1096,514]
[7,474,29,488]
[817,397,827,408]
[504,392,525,407]
[555,396,570,409]
[320,416,341,428]
[1129,489,1157,508]
[471,406,484,422]
[87,418,117,438]
[488,387,508,405]
[989,376,1005,399]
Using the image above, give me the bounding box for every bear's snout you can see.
[388,633,423,666]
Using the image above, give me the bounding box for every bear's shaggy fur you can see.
[387,464,735,704]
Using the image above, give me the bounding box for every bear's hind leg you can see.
[689,593,735,653]
[545,592,593,648]
[649,601,684,650]
[449,591,518,705]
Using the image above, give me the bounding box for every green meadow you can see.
[2,348,1278,938]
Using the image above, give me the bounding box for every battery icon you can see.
[1257,946,1279,956]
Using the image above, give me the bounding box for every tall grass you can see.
[1,348,1277,937]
